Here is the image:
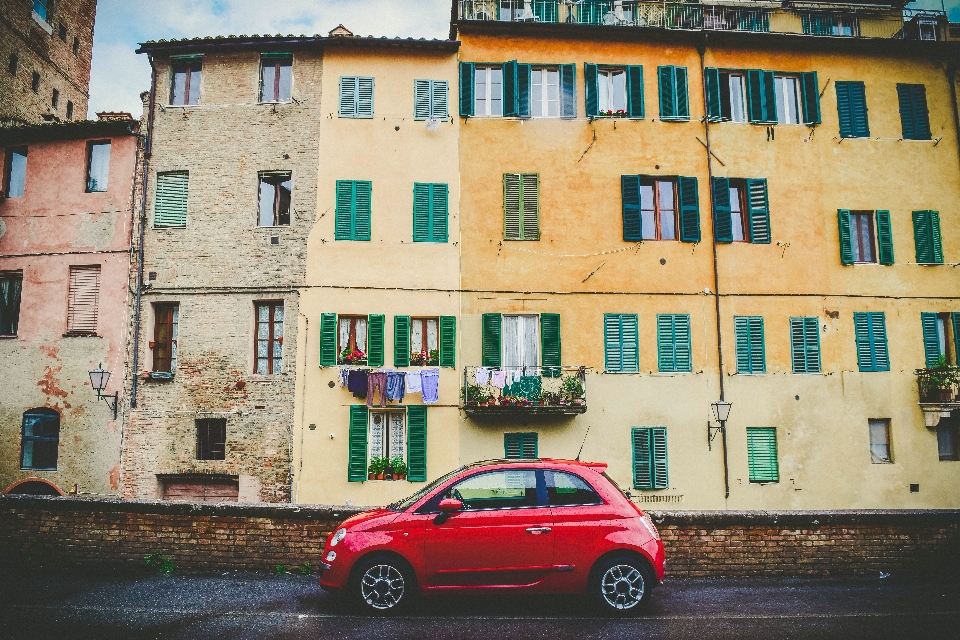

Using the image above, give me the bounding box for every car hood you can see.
[338,507,400,531]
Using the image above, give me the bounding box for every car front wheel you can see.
[590,555,653,615]
[349,555,414,615]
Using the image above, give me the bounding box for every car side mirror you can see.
[438,498,463,513]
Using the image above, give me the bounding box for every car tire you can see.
[589,555,653,616]
[348,555,415,615]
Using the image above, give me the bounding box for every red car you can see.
[319,459,665,615]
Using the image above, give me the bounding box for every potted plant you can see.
[391,457,407,481]
[368,457,386,480]
[340,348,366,365]
[367,458,379,481]
[561,376,585,403]
[925,356,960,402]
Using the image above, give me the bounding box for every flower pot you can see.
[397,474,405,481]
[937,388,953,402]
[368,472,375,480]
[377,473,384,480]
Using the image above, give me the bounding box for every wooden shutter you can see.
[540,313,561,376]
[897,83,915,139]
[319,313,337,366]
[913,210,943,264]
[517,63,531,118]
[745,178,771,244]
[412,183,431,242]
[790,316,820,374]
[853,311,872,370]
[620,314,639,373]
[800,71,821,125]
[367,314,385,367]
[735,316,765,374]
[394,315,411,367]
[747,69,776,123]
[353,180,372,240]
[657,314,690,373]
[897,84,930,140]
[431,183,449,242]
[154,171,188,227]
[414,79,432,120]
[439,315,456,368]
[836,81,869,138]
[584,63,599,117]
[677,176,701,243]
[930,211,944,263]
[876,210,894,265]
[339,76,358,117]
[674,66,689,120]
[432,80,448,119]
[67,265,100,335]
[503,173,521,240]
[658,66,677,119]
[406,406,427,481]
[674,315,691,372]
[503,60,519,117]
[482,313,502,367]
[705,67,722,122]
[521,174,540,240]
[335,180,371,241]
[459,63,475,117]
[747,427,779,482]
[651,427,668,489]
[505,432,538,459]
[712,177,733,243]
[870,313,889,371]
[633,427,652,489]
[953,313,960,365]
[357,77,374,117]
[621,175,642,242]
[921,312,941,368]
[855,311,889,372]
[559,64,576,118]
[348,405,368,482]
[604,314,622,372]
[626,65,644,119]
[838,209,854,265]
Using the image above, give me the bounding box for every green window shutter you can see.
[745,178,771,244]
[339,76,358,117]
[348,405,368,482]
[746,427,779,483]
[898,84,930,141]
[320,313,338,366]
[674,315,691,372]
[875,209,894,265]
[559,64,576,118]
[953,313,960,364]
[540,313,561,377]
[367,314,385,367]
[414,79,431,120]
[790,316,821,374]
[675,66,689,120]
[712,177,733,243]
[838,209,854,265]
[432,80,448,119]
[521,174,540,240]
[747,69,776,123]
[870,312,889,371]
[921,312,941,367]
[651,427,668,489]
[357,77,374,117]
[394,315,411,367]
[604,314,622,372]
[412,183,431,242]
[503,173,521,240]
[913,210,943,264]
[853,311,872,370]
[735,316,765,374]
[584,63,599,117]
[897,83,916,139]
[482,313,502,368]
[335,180,354,240]
[505,432,537,459]
[503,60,519,117]
[836,81,869,138]
[626,65,644,119]
[621,314,639,373]
[930,211,943,263]
[705,67,722,122]
[154,171,189,227]
[439,315,456,368]
[353,180,372,240]
[632,427,652,489]
[621,175,642,242]
[517,63,531,118]
[432,183,449,242]
[459,62,475,117]
[800,71,821,125]
[677,176,701,243]
[406,406,427,481]
[854,311,889,372]
[657,314,691,373]
[658,66,676,119]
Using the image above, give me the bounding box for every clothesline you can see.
[339,366,440,406]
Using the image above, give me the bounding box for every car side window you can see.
[547,471,603,507]
[446,470,538,510]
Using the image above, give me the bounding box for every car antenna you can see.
[575,425,591,461]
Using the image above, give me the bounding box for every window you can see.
[711,178,771,244]
[412,183,448,242]
[414,79,448,120]
[598,68,626,113]
[604,313,639,373]
[31,71,39,93]
[347,405,427,482]
[853,311,890,372]
[775,75,801,125]
[801,12,858,36]
[584,64,641,118]
[633,427,668,490]
[339,316,368,364]
[320,314,384,367]
[503,173,539,240]
[479,313,558,376]
[504,432,538,459]
[260,54,292,103]
[463,62,576,119]
[33,0,49,22]
[790,317,821,374]
[913,210,944,264]
[938,420,959,461]
[447,469,539,509]
[51,87,59,109]
[255,302,283,374]
[897,84,931,141]
[8,52,17,75]
[339,76,374,118]
[835,81,869,138]
[838,209,893,265]
[368,410,405,469]
[502,314,539,371]
[547,471,602,506]
[152,303,179,373]
[869,419,892,464]
[0,271,23,335]
[65,100,73,120]
[921,312,959,367]
[334,180,372,240]
[66,265,100,335]
[473,66,503,116]
[851,211,876,263]
[708,70,748,123]
[746,427,779,483]
[258,172,291,226]
[393,315,456,368]
[3,147,27,198]
[20,408,59,470]
[196,418,226,460]
[657,314,691,373]
[528,68,560,117]
[57,22,66,41]
[658,65,689,121]
[170,57,201,106]
[72,37,79,56]
[85,141,110,192]
[734,316,765,374]
[410,318,438,366]
[621,176,700,243]
[738,69,819,125]
[154,171,188,227]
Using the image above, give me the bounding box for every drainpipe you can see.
[947,61,960,173]
[131,56,157,408]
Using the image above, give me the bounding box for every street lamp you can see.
[89,363,118,419]
[710,399,732,499]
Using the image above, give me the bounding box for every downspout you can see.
[131,55,157,408]
[699,35,730,501]
[947,61,960,172]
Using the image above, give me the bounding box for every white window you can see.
[474,66,503,116]
[368,411,405,465]
[598,68,626,113]
[727,73,746,123]
[531,67,560,117]
[775,75,800,125]
[869,419,892,464]
[502,314,539,371]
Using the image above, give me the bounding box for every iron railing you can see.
[916,366,960,404]
[461,365,587,414]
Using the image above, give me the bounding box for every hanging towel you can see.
[490,369,506,389]
[386,371,405,402]
[347,370,367,398]
[339,367,349,387]
[421,369,440,404]
[405,370,423,394]
[367,372,387,408]
[474,367,490,386]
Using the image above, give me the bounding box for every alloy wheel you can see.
[359,563,406,610]
[600,563,645,610]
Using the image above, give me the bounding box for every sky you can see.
[87,0,960,118]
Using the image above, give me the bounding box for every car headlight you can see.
[330,528,347,547]
[325,551,337,563]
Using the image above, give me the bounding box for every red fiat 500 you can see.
[319,459,665,615]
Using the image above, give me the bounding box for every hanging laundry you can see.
[509,369,522,386]
[490,369,506,389]
[475,367,490,386]
[421,369,440,404]
[386,371,405,402]
[339,367,349,387]
[405,370,423,394]
[367,372,387,408]
[347,370,367,398]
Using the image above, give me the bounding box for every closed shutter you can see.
[897,84,931,141]
[876,210,895,265]
[459,63,475,117]
[658,66,688,120]
[503,60,519,117]
[657,314,691,373]
[503,173,521,240]
[540,313,561,377]
[406,406,427,481]
[800,71,821,125]
[674,315,692,372]
[439,315,456,368]
[604,313,639,373]
[854,311,890,372]
[504,173,539,240]
[584,63,599,117]
[953,313,960,364]
[604,314,623,372]
[705,67,722,122]
[632,427,668,490]
[621,175,642,242]
[354,180,371,240]
[320,313,337,366]
[394,315,411,367]
[626,65,644,119]
[651,427,668,489]
[431,80,449,119]
[335,180,371,241]
[67,265,100,335]
[746,427,779,482]
[677,176,700,243]
[412,183,431,241]
[357,77,374,117]
[521,174,540,240]
[504,432,537,459]
[790,316,821,374]
[517,63,531,118]
[836,81,869,138]
[913,210,944,264]
[482,313,502,367]
[838,209,854,265]
[339,76,357,117]
[712,177,733,243]
[348,405,368,482]
[870,312,890,370]
[431,183,449,242]
[367,314,385,367]
[559,64,576,118]
[746,69,776,123]
[154,171,188,227]
[745,178,771,244]
[921,312,941,367]
[414,79,432,120]
[735,316,765,374]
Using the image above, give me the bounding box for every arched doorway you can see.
[4,478,63,496]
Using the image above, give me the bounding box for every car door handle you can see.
[525,527,551,534]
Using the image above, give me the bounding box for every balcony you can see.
[461,365,587,417]
[916,366,960,427]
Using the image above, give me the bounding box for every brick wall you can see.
[2,496,958,577]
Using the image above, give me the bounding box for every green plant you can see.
[368,456,387,475]
[928,356,960,388]
[391,457,407,476]
[275,564,288,575]
[463,383,491,404]
[144,553,176,574]
[561,376,585,400]
[298,562,312,575]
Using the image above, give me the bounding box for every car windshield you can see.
[386,466,466,512]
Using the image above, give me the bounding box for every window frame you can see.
[938,421,959,461]
[850,211,877,264]
[444,468,543,511]
[51,87,59,110]
[529,67,561,118]
[259,54,292,104]
[719,71,747,123]
[504,432,539,460]
[598,67,627,114]
[868,419,892,464]
[774,74,801,125]
[0,270,24,336]
[638,176,680,241]
[4,146,28,198]
[367,409,407,469]
[152,302,179,373]
[746,427,780,483]
[410,317,440,366]
[31,71,40,93]
[474,65,503,117]
[170,57,202,106]
[65,100,73,120]
[254,301,284,375]
[196,418,227,461]
[257,171,292,227]
[66,264,101,336]
[338,315,368,364]
[8,52,18,75]
[20,408,60,471]
[728,179,749,241]
[33,0,50,22]
[85,140,111,193]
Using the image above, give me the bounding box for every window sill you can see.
[32,11,53,33]
[144,371,175,381]
[0,334,18,339]
[63,332,100,338]
[21,466,57,471]
[259,100,292,105]
[338,115,375,119]
[365,476,408,482]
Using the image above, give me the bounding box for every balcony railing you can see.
[461,365,587,416]
[917,366,960,404]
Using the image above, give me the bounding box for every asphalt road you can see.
[1,568,957,640]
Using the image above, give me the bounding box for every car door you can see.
[424,468,553,587]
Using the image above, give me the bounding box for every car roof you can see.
[463,458,608,473]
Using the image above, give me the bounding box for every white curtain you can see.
[503,315,539,371]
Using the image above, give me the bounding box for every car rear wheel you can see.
[349,555,414,615]
[590,555,653,616]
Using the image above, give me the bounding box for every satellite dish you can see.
[425,117,441,131]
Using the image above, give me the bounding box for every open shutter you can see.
[627,65,644,119]
[367,314,385,367]
[517,63,531,118]
[674,315,691,372]
[503,174,521,240]
[540,313,561,377]
[658,66,677,119]
[632,428,652,489]
[747,428,779,482]
[439,316,456,368]
[521,174,540,240]
[339,76,358,117]
[559,64,576,118]
[353,180,371,240]
[348,405,368,482]
[482,313,502,368]
[838,209,854,265]
[320,313,337,366]
[921,312,941,367]
[584,63,599,117]
[621,175,642,242]
[705,67,722,122]
[406,406,427,481]
[953,313,960,365]
[335,180,355,240]
[412,183,431,241]
[432,183,449,242]
[909,84,931,140]
[459,62,475,117]
[913,210,942,264]
[604,314,622,372]
[621,314,639,372]
[835,81,852,137]
[154,171,188,227]
[414,79,431,120]
[503,60,519,117]
[870,312,889,371]
[712,177,733,243]
[800,71,821,125]
[432,80,448,119]
[747,69,775,123]
[876,210,894,265]
[677,176,701,243]
[897,84,916,139]
[837,81,868,137]
[651,427,668,489]
[656,314,676,372]
[394,315,411,367]
[745,178,771,244]
[675,66,689,119]
[930,210,943,263]
[357,77,374,117]
[67,265,100,335]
